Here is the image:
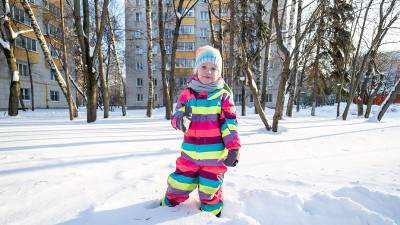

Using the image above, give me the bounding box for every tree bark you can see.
[261,14,273,111]
[376,78,400,121]
[2,0,21,116]
[95,0,109,118]
[227,0,235,89]
[365,73,384,118]
[296,59,307,112]
[145,0,154,117]
[158,0,171,119]
[286,0,302,117]
[107,11,126,116]
[61,0,76,120]
[72,0,110,122]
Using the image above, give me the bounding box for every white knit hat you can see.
[193,45,222,75]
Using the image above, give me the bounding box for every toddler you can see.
[161,45,241,217]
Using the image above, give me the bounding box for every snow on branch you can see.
[0,38,10,50]
[12,29,34,40]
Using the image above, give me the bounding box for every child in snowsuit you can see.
[161,45,241,217]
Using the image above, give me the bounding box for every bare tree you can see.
[375,76,400,121]
[19,0,79,116]
[145,0,154,117]
[342,0,399,120]
[168,0,199,110]
[72,0,110,122]
[107,11,126,116]
[158,0,171,119]
[0,0,33,116]
[271,0,321,131]
[95,0,109,118]
[61,0,75,120]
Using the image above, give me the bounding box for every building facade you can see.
[125,0,284,109]
[0,0,75,111]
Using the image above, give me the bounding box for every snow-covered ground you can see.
[1,104,399,225]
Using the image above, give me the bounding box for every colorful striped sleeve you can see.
[171,89,189,131]
[219,92,241,150]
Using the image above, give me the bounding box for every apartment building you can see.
[0,0,75,111]
[125,0,284,109]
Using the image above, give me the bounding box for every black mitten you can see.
[178,106,192,133]
[224,149,239,167]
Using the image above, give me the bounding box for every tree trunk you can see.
[227,0,235,89]
[25,44,34,111]
[261,14,273,111]
[271,0,291,132]
[2,0,20,116]
[311,44,320,117]
[95,0,109,118]
[286,0,302,117]
[296,59,307,112]
[365,78,383,118]
[107,11,126,116]
[61,0,76,120]
[241,83,246,116]
[376,78,400,121]
[145,0,154,117]
[20,0,79,114]
[19,93,26,111]
[158,0,171,119]
[357,78,369,116]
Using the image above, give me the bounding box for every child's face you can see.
[197,62,220,85]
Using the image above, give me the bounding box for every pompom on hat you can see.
[193,45,222,75]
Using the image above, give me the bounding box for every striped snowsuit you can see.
[162,81,241,215]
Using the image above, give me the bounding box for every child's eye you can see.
[211,68,216,71]
[201,66,207,69]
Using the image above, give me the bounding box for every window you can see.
[176,58,194,68]
[152,13,158,21]
[179,8,194,17]
[50,69,56,81]
[136,29,142,38]
[136,78,143,87]
[50,90,60,101]
[250,94,254,102]
[136,13,143,21]
[164,0,170,4]
[269,60,274,70]
[152,29,158,38]
[17,63,28,77]
[136,0,142,5]
[222,8,229,17]
[154,94,158,102]
[177,42,194,51]
[153,61,158,70]
[48,44,60,58]
[266,94,273,103]
[152,45,158,54]
[136,62,143,70]
[45,23,60,39]
[164,29,172,38]
[43,0,61,17]
[20,88,30,100]
[268,77,273,86]
[12,7,31,27]
[137,94,143,102]
[166,62,171,71]
[152,0,157,4]
[136,46,143,54]
[235,94,242,103]
[165,45,172,54]
[179,25,194,35]
[200,28,208,37]
[16,36,37,52]
[179,77,187,85]
[153,78,158,86]
[200,11,208,20]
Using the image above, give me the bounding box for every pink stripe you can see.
[186,127,221,137]
[190,121,220,130]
